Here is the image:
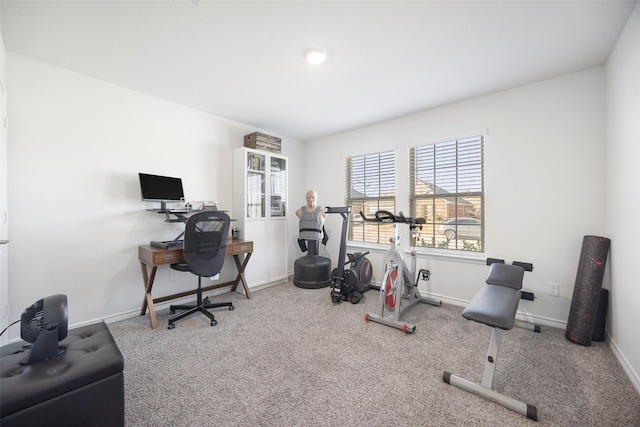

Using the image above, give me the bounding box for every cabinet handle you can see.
[163,254,175,260]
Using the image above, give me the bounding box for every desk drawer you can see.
[153,251,184,264]
[139,246,184,266]
[228,241,253,254]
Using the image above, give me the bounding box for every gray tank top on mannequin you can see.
[299,206,324,240]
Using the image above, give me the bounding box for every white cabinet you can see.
[233,147,288,287]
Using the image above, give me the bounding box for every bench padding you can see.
[461,263,524,330]
[485,262,524,289]
[462,284,522,330]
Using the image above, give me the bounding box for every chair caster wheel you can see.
[211,320,218,326]
[168,323,175,330]
[169,309,175,314]
[229,306,235,311]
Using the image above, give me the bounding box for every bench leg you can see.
[481,327,500,388]
[443,327,538,421]
[515,320,542,333]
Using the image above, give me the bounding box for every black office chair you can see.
[168,211,234,329]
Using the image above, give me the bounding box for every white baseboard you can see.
[608,334,640,395]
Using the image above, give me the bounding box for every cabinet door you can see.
[269,156,287,217]
[268,218,288,281]
[246,151,265,218]
[244,219,267,287]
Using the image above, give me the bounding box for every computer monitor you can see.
[138,173,184,210]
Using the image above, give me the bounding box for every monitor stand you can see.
[146,205,192,249]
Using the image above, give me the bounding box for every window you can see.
[346,151,395,244]
[410,135,484,252]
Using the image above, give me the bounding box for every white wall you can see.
[307,67,607,329]
[605,2,640,392]
[0,24,8,345]
[5,53,305,339]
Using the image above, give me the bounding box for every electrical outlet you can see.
[547,282,559,297]
[169,270,177,281]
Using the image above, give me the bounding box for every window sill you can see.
[347,241,486,264]
[413,247,486,264]
[346,241,390,253]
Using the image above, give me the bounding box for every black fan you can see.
[20,294,68,365]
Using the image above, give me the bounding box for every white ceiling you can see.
[0,1,636,141]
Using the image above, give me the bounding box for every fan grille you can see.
[21,299,45,343]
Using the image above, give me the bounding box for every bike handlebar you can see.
[359,210,426,225]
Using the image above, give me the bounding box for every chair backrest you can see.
[485,263,524,290]
[182,211,230,277]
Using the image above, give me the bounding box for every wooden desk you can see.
[138,239,253,329]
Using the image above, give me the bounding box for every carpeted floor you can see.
[108,280,640,426]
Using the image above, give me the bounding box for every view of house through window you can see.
[410,135,484,252]
[346,151,395,244]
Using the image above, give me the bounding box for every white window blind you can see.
[346,151,395,244]
[410,135,484,252]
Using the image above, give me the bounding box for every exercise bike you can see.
[361,210,441,333]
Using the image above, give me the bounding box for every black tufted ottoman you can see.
[1,321,124,427]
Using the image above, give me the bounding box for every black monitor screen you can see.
[139,173,184,202]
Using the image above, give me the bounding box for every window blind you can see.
[410,135,484,251]
[346,151,395,244]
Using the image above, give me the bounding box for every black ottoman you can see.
[1,321,124,427]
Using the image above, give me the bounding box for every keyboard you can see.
[150,240,184,249]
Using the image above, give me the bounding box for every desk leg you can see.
[139,262,158,329]
[231,252,253,299]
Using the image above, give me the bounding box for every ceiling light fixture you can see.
[304,48,327,65]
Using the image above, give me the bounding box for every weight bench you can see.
[443,261,538,421]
